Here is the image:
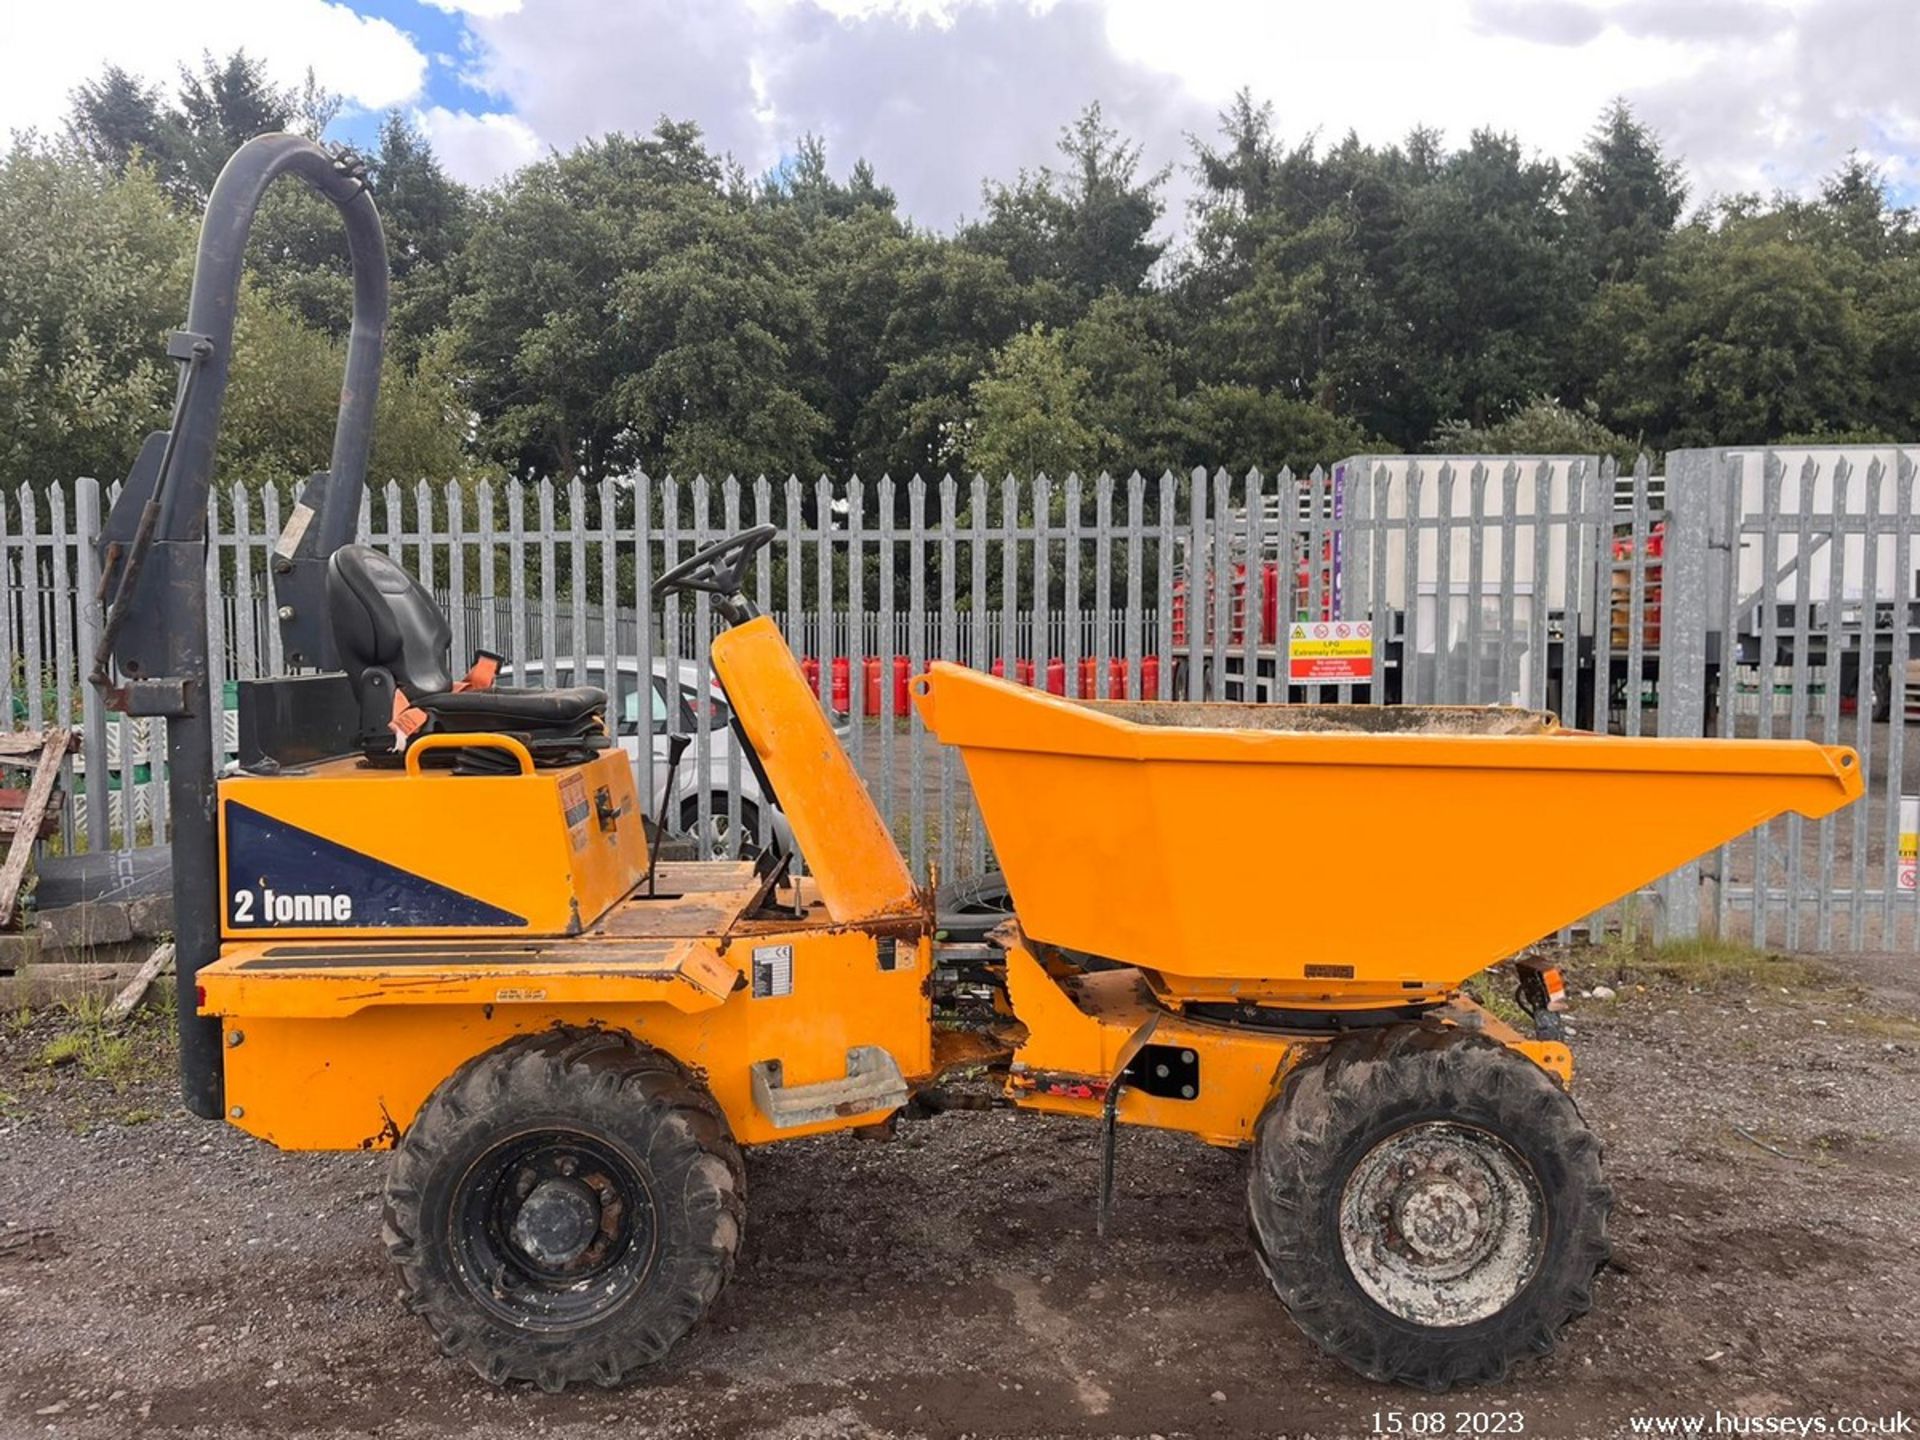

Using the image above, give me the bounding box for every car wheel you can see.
[679,795,764,860]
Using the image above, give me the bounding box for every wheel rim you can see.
[1338,1121,1545,1327]
[453,1129,658,1331]
[688,803,758,859]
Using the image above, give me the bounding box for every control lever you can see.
[643,733,693,897]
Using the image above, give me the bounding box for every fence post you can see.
[75,478,109,849]
[1661,446,1716,940]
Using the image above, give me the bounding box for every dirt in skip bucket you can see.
[2,951,1917,1440]
[1079,699,1559,735]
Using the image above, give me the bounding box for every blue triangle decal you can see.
[224,800,529,930]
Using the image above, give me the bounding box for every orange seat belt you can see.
[452,650,503,693]
[389,688,429,750]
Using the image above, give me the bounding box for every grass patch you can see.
[1833,1011,1920,1042]
[1463,968,1533,1028]
[1596,934,1825,992]
[35,992,172,1090]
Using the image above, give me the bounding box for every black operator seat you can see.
[326,545,607,754]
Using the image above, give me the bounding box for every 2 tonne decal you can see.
[223,801,528,929]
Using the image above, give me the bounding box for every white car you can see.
[510,657,846,856]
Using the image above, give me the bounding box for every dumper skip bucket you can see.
[912,664,1862,992]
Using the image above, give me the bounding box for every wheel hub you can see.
[1339,1122,1545,1327]
[1394,1173,1486,1263]
[511,1179,600,1268]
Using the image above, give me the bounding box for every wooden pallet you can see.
[0,728,76,928]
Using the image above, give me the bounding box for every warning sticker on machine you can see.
[753,944,794,998]
[1287,620,1374,683]
[559,774,590,851]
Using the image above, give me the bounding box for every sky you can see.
[4,0,1918,234]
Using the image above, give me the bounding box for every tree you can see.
[1571,101,1685,282]
[67,50,339,204]
[65,67,188,197]
[455,123,826,481]
[964,325,1116,479]
[1588,210,1869,447]
[762,133,896,223]
[1388,130,1589,440]
[0,140,191,490]
[1819,151,1904,262]
[848,239,1037,477]
[1060,291,1181,471]
[1429,396,1639,467]
[1174,385,1373,476]
[966,103,1167,300]
[219,282,473,492]
[173,50,307,196]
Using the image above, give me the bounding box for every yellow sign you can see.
[1287,620,1374,683]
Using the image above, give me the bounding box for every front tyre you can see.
[383,1029,744,1391]
[1249,1023,1609,1391]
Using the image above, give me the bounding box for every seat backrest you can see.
[326,545,453,697]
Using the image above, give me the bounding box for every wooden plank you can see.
[105,941,174,1025]
[0,730,70,758]
[0,729,70,925]
[0,807,62,839]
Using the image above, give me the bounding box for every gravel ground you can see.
[1,949,1916,1440]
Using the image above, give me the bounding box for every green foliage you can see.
[0,141,190,489]
[221,286,476,491]
[20,62,1920,507]
[1431,397,1640,467]
[966,103,1167,301]
[965,324,1116,479]
[66,50,322,204]
[1588,209,1873,447]
[455,123,827,481]
[1175,385,1374,476]
[34,990,175,1091]
[1571,100,1687,282]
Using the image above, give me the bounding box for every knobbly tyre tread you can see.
[382,1027,745,1391]
[1247,1022,1611,1391]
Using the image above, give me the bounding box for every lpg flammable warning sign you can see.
[1287,620,1374,683]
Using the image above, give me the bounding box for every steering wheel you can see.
[651,525,777,620]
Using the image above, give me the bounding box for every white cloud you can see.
[0,0,428,140]
[433,0,1807,224]
[6,0,1913,219]
[413,105,544,183]
[421,0,525,17]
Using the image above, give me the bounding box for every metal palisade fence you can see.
[4,451,1918,952]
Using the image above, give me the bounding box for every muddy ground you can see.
[1,947,1916,1440]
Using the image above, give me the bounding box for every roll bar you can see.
[90,133,390,1118]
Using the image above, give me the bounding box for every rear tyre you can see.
[1248,1023,1609,1391]
[383,1028,744,1391]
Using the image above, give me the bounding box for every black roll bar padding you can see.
[159,133,389,548]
